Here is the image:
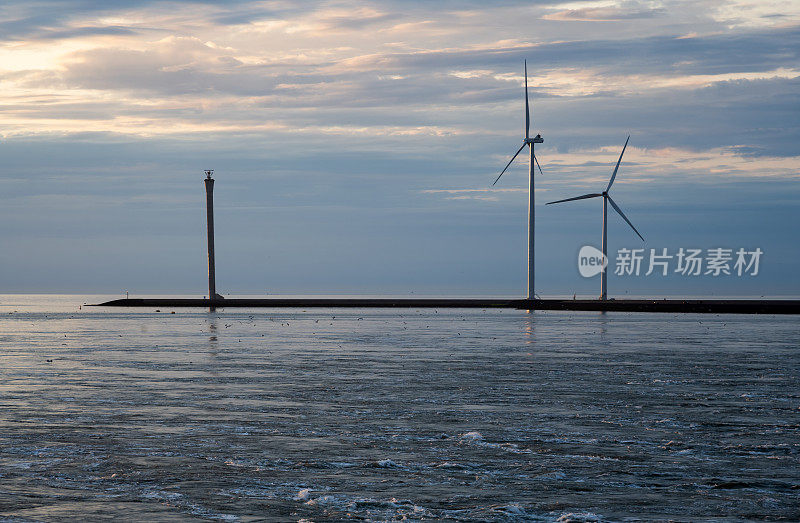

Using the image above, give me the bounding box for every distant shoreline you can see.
[93,297,800,314]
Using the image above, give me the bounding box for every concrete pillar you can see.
[204,172,216,306]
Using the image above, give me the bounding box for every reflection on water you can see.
[0,295,798,521]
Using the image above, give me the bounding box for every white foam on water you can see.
[132,487,239,521]
[305,494,337,506]
[556,512,603,522]
[492,502,529,516]
[329,461,356,468]
[459,431,531,454]
[535,470,567,480]
[435,461,467,470]
[300,491,434,519]
[363,458,411,471]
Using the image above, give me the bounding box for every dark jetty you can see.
[94,298,800,314]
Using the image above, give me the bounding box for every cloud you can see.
[314,8,404,32]
[5,23,141,41]
[343,25,800,77]
[543,4,665,21]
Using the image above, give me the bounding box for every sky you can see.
[0,0,798,297]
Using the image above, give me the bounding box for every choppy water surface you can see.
[1,295,798,521]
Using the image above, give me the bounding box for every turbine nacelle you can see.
[525,134,544,145]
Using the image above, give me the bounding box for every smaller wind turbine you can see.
[546,136,644,300]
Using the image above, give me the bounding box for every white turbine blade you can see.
[524,60,530,141]
[493,143,526,186]
[533,153,543,175]
[606,135,630,192]
[607,195,644,241]
[546,193,602,205]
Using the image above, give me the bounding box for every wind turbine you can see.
[492,60,543,300]
[546,136,644,300]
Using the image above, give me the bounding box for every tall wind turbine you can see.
[492,60,543,300]
[546,136,644,300]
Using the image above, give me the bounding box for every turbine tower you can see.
[546,136,644,300]
[492,60,544,300]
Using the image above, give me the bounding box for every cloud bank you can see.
[0,0,797,295]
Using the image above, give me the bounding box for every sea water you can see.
[0,295,798,521]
